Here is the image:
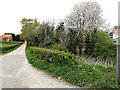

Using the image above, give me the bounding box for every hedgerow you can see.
[26,46,119,88]
[0,41,19,44]
[30,47,78,66]
[0,42,23,54]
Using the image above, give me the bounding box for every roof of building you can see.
[2,34,12,38]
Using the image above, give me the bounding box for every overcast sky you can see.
[0,0,119,35]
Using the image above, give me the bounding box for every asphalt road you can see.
[0,43,79,88]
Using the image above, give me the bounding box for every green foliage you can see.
[51,35,60,44]
[85,33,90,54]
[66,28,77,55]
[85,28,97,55]
[85,28,98,55]
[84,29,116,61]
[48,43,68,52]
[20,18,34,40]
[26,47,119,88]
[0,41,23,54]
[5,33,12,34]
[12,34,21,41]
[25,19,39,42]
[1,43,19,52]
[94,31,116,59]
[114,25,118,29]
[66,28,83,55]
[0,41,19,44]
[1,43,17,47]
[55,22,65,43]
[23,18,116,65]
[26,21,54,47]
[30,46,77,66]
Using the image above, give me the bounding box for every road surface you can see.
[0,43,79,89]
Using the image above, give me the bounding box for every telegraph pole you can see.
[116,38,120,85]
[116,1,120,85]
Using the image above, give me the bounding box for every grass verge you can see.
[26,46,120,89]
[0,41,19,46]
[0,42,23,55]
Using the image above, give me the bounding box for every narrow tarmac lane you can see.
[0,43,79,88]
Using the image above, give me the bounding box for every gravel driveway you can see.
[0,43,79,88]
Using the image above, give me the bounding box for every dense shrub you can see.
[26,46,119,88]
[94,31,116,59]
[30,46,78,66]
[85,29,116,61]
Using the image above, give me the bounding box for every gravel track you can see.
[0,43,79,88]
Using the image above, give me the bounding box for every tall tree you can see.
[64,1,107,55]
[55,22,65,43]
[85,28,98,56]
[33,21,54,46]
[25,18,39,42]
[20,18,33,40]
[66,28,77,54]
[65,1,106,32]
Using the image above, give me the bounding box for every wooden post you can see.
[116,1,120,85]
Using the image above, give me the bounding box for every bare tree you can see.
[65,1,106,32]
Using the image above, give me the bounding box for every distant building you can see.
[0,36,2,41]
[109,31,117,44]
[0,34,13,41]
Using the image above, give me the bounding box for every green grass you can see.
[1,44,22,55]
[0,42,23,55]
[0,43,17,46]
[26,46,120,89]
